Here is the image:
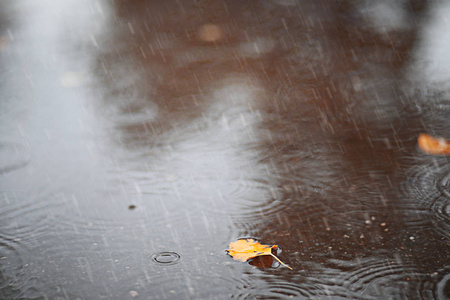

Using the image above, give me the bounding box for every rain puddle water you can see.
[0,0,449,299]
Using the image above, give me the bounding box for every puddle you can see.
[0,0,449,299]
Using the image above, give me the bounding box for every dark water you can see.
[1,0,449,299]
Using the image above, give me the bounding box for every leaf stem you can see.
[269,253,293,270]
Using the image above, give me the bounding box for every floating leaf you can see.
[226,238,292,270]
[418,133,450,155]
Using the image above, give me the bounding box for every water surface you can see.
[0,0,449,299]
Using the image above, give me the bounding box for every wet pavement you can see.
[0,0,449,299]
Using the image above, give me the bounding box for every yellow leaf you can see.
[226,238,292,270]
[418,133,450,155]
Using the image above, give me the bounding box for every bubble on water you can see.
[150,252,181,265]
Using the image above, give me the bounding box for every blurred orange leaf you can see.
[226,238,292,270]
[418,133,450,155]
[198,24,223,42]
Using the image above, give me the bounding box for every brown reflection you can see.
[249,251,277,269]
[244,0,449,298]
[93,0,262,146]
[92,0,449,298]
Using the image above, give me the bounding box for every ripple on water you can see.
[436,271,450,299]
[0,191,66,246]
[111,79,282,226]
[0,204,29,298]
[317,256,434,299]
[417,266,450,299]
[0,236,23,296]
[228,269,361,300]
[0,190,119,299]
[0,190,69,295]
[403,160,450,238]
[228,254,447,299]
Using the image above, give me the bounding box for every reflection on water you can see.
[1,0,449,299]
[412,1,450,87]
